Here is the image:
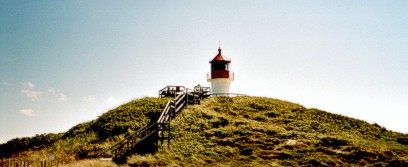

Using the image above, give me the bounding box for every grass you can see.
[59,159,118,167]
[1,96,407,166]
[0,97,169,162]
[127,96,408,166]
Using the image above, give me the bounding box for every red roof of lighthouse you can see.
[210,47,231,63]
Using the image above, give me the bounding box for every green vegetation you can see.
[1,96,407,166]
[0,97,168,162]
[128,96,408,166]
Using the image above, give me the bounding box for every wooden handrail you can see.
[175,101,185,113]
[96,123,157,157]
[114,125,158,157]
[174,94,185,106]
[157,100,171,123]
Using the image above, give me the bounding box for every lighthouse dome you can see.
[210,48,231,63]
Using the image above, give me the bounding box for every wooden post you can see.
[186,89,188,106]
[168,122,171,149]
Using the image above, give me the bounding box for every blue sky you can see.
[1,0,407,143]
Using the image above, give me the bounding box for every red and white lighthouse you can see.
[207,47,234,95]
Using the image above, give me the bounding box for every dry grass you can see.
[59,159,118,167]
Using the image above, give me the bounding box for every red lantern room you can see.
[208,47,233,79]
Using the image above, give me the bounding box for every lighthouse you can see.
[207,47,234,95]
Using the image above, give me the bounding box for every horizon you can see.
[1,0,408,143]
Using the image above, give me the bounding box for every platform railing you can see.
[210,93,246,97]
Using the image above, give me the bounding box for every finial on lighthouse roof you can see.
[218,41,221,52]
[210,45,231,63]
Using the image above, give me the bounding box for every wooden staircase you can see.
[93,85,210,163]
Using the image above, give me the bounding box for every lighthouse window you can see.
[212,63,228,70]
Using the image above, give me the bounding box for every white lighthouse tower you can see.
[207,47,234,95]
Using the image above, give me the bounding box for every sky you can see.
[1,0,408,143]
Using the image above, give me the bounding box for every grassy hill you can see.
[1,96,407,166]
[0,97,169,164]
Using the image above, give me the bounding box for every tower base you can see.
[208,78,233,96]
